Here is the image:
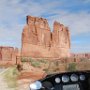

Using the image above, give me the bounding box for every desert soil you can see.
[0,67,45,90]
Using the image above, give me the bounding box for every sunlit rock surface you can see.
[0,46,18,64]
[21,16,70,58]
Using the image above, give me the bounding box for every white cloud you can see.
[47,11,90,36]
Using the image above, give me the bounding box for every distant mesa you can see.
[71,53,90,59]
[21,16,70,58]
[0,46,18,65]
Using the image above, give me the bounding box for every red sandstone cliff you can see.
[0,46,18,64]
[21,16,70,58]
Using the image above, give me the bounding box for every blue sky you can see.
[0,0,90,53]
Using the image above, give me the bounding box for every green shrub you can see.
[43,68,48,72]
[39,59,47,64]
[67,63,77,72]
[31,61,40,67]
[21,57,27,62]
[80,58,88,62]
[28,58,40,67]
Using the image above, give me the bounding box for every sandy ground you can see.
[0,76,14,90]
[0,70,30,90]
[0,68,44,90]
[0,69,14,90]
[17,79,32,90]
[0,69,31,90]
[0,62,46,90]
[0,75,30,90]
[17,71,45,90]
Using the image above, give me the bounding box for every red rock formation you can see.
[0,46,18,64]
[71,53,90,59]
[21,16,70,58]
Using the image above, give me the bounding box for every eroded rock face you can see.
[0,46,18,63]
[21,16,70,58]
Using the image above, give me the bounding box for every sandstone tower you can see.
[21,16,70,58]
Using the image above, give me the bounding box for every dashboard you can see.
[38,71,90,90]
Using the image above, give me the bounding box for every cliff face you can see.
[0,46,18,62]
[21,16,70,58]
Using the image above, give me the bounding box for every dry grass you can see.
[3,66,20,89]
